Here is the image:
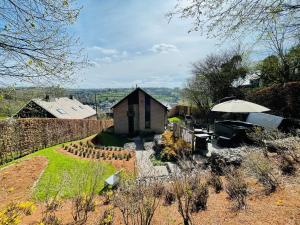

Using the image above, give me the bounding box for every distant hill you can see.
[0,87,181,117]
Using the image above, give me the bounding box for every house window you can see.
[145,95,151,129]
[57,108,67,114]
[72,106,77,111]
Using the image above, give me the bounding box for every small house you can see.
[15,96,97,120]
[112,88,168,135]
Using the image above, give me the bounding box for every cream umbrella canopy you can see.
[211,99,270,113]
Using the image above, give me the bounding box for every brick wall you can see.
[0,118,113,164]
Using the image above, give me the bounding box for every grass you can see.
[93,132,130,147]
[31,146,115,201]
[168,116,184,123]
[0,115,7,120]
[0,139,115,201]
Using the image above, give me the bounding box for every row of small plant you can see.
[63,144,132,161]
[66,141,125,151]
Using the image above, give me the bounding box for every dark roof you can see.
[112,87,168,110]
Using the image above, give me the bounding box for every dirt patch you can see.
[0,157,48,209]
[20,176,300,225]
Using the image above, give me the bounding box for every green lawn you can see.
[168,116,184,123]
[0,115,7,120]
[93,132,130,147]
[0,143,115,201]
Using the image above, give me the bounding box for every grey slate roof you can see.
[32,97,96,119]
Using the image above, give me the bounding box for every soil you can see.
[0,157,48,209]
[1,151,299,225]
[21,180,300,225]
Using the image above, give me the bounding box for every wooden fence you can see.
[173,123,195,148]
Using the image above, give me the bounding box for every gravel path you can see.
[134,137,169,178]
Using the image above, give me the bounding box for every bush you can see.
[98,207,114,225]
[209,153,227,175]
[17,201,36,216]
[164,189,176,205]
[208,172,223,193]
[96,152,100,159]
[246,82,300,119]
[245,152,278,195]
[280,156,296,176]
[191,183,209,212]
[225,169,247,210]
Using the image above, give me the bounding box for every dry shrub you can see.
[191,183,209,212]
[113,178,161,225]
[244,152,278,195]
[271,136,300,163]
[164,188,176,206]
[280,156,296,176]
[97,206,114,225]
[208,172,223,193]
[225,168,248,210]
[70,162,103,224]
[171,173,208,225]
[209,153,226,175]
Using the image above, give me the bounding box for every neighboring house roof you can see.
[30,97,96,119]
[112,87,168,110]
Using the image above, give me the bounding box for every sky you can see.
[70,0,224,89]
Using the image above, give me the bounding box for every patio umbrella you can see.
[211,99,270,113]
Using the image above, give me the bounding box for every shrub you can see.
[280,156,296,176]
[41,214,62,225]
[191,183,209,212]
[225,169,248,210]
[245,152,278,195]
[96,152,100,159]
[152,183,165,198]
[164,189,176,206]
[103,191,114,205]
[208,172,223,193]
[79,141,83,146]
[17,201,36,216]
[83,152,86,158]
[98,207,114,225]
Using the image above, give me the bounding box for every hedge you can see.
[0,118,113,164]
[247,82,300,119]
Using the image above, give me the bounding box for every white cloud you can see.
[90,46,119,55]
[150,43,179,54]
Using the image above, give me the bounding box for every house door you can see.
[128,114,134,135]
[128,105,135,135]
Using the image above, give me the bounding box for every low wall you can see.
[0,118,113,164]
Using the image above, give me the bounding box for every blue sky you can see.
[71,0,225,88]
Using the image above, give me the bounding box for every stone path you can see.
[133,137,169,178]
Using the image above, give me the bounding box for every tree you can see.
[189,50,248,103]
[0,0,85,85]
[257,55,282,85]
[181,74,211,115]
[257,45,300,85]
[168,0,300,40]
